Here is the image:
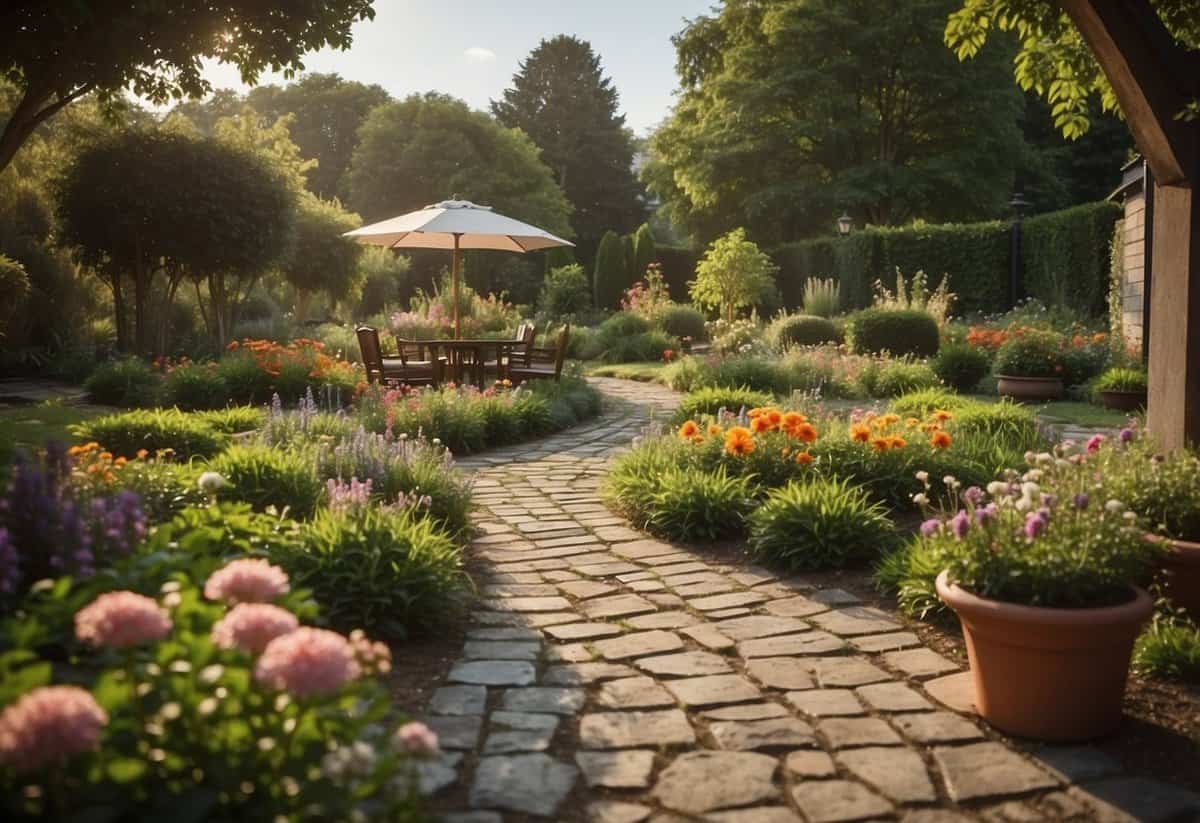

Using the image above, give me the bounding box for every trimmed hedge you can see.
[771,201,1120,317]
[655,244,699,301]
[847,308,940,357]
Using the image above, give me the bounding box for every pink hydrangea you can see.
[0,686,108,773]
[254,627,360,699]
[74,591,172,649]
[349,629,392,675]
[395,721,440,757]
[211,603,299,654]
[204,558,290,605]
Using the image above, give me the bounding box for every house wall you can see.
[1121,189,1146,349]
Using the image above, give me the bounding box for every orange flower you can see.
[67,445,84,457]
[750,415,773,434]
[136,449,149,460]
[99,451,113,462]
[1093,332,1107,344]
[871,437,891,452]
[114,457,127,467]
[747,407,766,419]
[932,410,952,422]
[793,422,818,443]
[678,420,701,440]
[781,411,807,431]
[850,424,872,443]
[766,409,783,429]
[708,423,722,436]
[931,430,952,449]
[781,447,791,458]
[795,450,814,466]
[905,417,920,428]
[692,435,706,445]
[725,426,756,456]
[888,435,907,450]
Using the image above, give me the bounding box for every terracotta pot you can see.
[995,374,1064,402]
[1154,535,1200,620]
[1098,389,1147,412]
[935,570,1152,741]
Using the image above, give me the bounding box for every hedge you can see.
[770,200,1121,318]
[655,244,699,302]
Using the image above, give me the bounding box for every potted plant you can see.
[1093,366,1148,412]
[1103,432,1200,619]
[918,452,1161,740]
[993,329,1066,401]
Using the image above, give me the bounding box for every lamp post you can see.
[837,212,853,238]
[1008,192,1030,309]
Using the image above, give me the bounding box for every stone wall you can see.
[1120,189,1146,349]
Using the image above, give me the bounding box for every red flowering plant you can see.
[621,263,673,323]
[992,328,1066,378]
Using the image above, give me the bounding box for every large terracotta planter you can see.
[935,570,1152,741]
[1155,535,1200,620]
[996,374,1064,402]
[1098,389,1147,412]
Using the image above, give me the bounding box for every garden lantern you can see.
[837,212,853,237]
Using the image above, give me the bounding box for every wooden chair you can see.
[508,324,570,383]
[484,322,536,379]
[356,326,439,386]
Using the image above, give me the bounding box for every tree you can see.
[282,194,362,322]
[492,35,642,258]
[945,0,1199,139]
[344,93,572,235]
[59,130,294,350]
[690,228,778,322]
[0,1,375,173]
[644,0,1029,245]
[354,247,412,318]
[537,263,593,320]
[247,74,391,200]
[593,230,627,310]
[632,224,657,282]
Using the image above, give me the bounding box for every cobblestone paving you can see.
[422,377,1200,823]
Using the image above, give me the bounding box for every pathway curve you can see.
[420,377,1199,823]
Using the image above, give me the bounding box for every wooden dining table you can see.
[424,338,521,388]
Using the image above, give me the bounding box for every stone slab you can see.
[737,632,845,658]
[576,750,657,788]
[499,687,586,715]
[791,779,893,823]
[449,660,536,686]
[430,685,487,716]
[543,662,636,685]
[545,622,623,641]
[580,709,696,749]
[662,674,761,707]
[469,753,578,817]
[785,689,865,718]
[855,682,934,712]
[581,593,657,619]
[715,615,811,641]
[635,650,732,677]
[596,676,676,709]
[746,657,816,690]
[709,717,816,751]
[462,640,541,661]
[651,751,778,814]
[593,630,683,661]
[838,746,936,803]
[891,711,984,744]
[818,717,904,748]
[934,742,1059,802]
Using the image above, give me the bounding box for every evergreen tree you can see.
[632,224,657,282]
[492,35,643,260]
[593,230,627,310]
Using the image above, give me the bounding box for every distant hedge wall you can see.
[655,244,699,302]
[769,200,1121,317]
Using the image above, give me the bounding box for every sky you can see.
[198,0,713,136]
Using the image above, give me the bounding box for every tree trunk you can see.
[0,82,93,175]
[110,272,128,352]
[132,248,149,356]
[294,289,314,325]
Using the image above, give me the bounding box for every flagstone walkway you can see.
[421,377,1200,823]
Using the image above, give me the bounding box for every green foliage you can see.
[593,230,629,310]
[1102,439,1200,542]
[632,223,657,278]
[801,277,840,318]
[192,406,265,434]
[875,538,949,620]
[858,359,940,398]
[946,400,1042,470]
[633,466,754,542]
[85,358,162,407]
[933,343,991,392]
[75,409,229,459]
[1133,614,1200,683]
[282,506,467,635]
[993,328,1064,378]
[214,351,275,405]
[768,314,841,349]
[657,304,708,341]
[211,445,323,519]
[0,253,29,338]
[581,313,673,363]
[872,268,955,326]
[538,263,593,320]
[1022,202,1123,317]
[281,194,362,321]
[674,387,774,424]
[889,388,972,418]
[1094,366,1148,394]
[163,362,229,411]
[748,478,896,571]
[655,244,699,299]
[354,247,412,317]
[847,308,940,357]
[690,229,778,322]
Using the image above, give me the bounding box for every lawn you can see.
[0,400,108,467]
[585,360,668,382]
[1034,400,1133,429]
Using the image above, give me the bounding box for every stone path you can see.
[420,377,1199,823]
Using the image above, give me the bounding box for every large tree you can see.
[344,93,572,236]
[0,0,375,173]
[644,0,1029,245]
[247,73,390,200]
[282,194,363,323]
[492,35,642,259]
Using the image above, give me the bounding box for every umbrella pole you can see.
[452,233,461,339]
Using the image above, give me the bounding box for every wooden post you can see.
[452,233,461,340]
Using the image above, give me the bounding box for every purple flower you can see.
[920,518,942,537]
[974,503,998,525]
[0,529,19,595]
[1073,493,1089,510]
[950,510,971,540]
[1040,493,1057,509]
[1119,427,1135,444]
[962,486,983,506]
[1023,511,1047,539]
[1086,434,1105,454]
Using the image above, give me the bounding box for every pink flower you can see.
[349,629,392,675]
[0,686,108,773]
[75,591,172,649]
[254,628,360,699]
[211,603,299,654]
[1086,434,1105,453]
[204,558,290,604]
[395,721,440,757]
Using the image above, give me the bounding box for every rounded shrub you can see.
[75,409,229,459]
[84,357,162,407]
[657,304,708,341]
[674,386,774,423]
[211,444,323,519]
[164,362,230,410]
[847,308,940,357]
[992,329,1064,378]
[933,343,990,392]
[768,314,841,349]
[748,478,896,571]
[598,312,651,338]
[215,352,275,405]
[861,360,940,398]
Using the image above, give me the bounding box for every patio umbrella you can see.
[343,199,573,338]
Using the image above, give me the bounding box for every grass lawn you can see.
[585,361,668,382]
[1034,400,1133,428]
[0,401,109,467]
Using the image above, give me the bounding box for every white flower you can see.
[1056,459,1071,469]
[1024,450,1037,465]
[1122,511,1137,521]
[1036,452,1054,466]
[1020,481,1041,499]
[912,493,929,506]
[1015,497,1033,512]
[943,475,960,489]
[197,471,227,495]
[1105,499,1125,514]
[915,471,929,484]
[986,481,1008,497]
[431,437,442,446]
[1022,469,1043,482]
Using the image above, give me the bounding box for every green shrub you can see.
[934,343,990,392]
[858,359,940,398]
[1102,439,1200,542]
[632,222,657,279]
[594,230,629,309]
[691,228,778,322]
[674,387,774,423]
[75,409,229,459]
[657,304,708,341]
[747,478,896,571]
[193,406,265,434]
[164,362,229,410]
[847,308,940,357]
[1094,366,1148,394]
[875,538,947,620]
[211,444,323,519]
[283,506,466,635]
[948,399,1039,452]
[538,263,593,319]
[801,276,840,317]
[642,466,754,542]
[512,392,554,437]
[809,436,988,510]
[1062,341,1111,386]
[889,388,972,418]
[1022,201,1122,316]
[215,351,275,405]
[84,358,162,407]
[582,313,675,363]
[1132,614,1200,682]
[768,314,841,349]
[993,329,1064,378]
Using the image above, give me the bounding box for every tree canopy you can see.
[492,35,642,258]
[344,93,572,236]
[644,0,1029,246]
[0,0,376,173]
[282,194,363,322]
[690,228,777,322]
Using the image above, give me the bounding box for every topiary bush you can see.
[933,343,990,392]
[768,314,842,349]
[74,409,229,459]
[84,358,162,407]
[657,304,708,341]
[164,361,230,410]
[594,230,629,310]
[538,263,593,320]
[847,308,940,357]
[674,387,775,423]
[747,478,896,571]
[211,444,323,519]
